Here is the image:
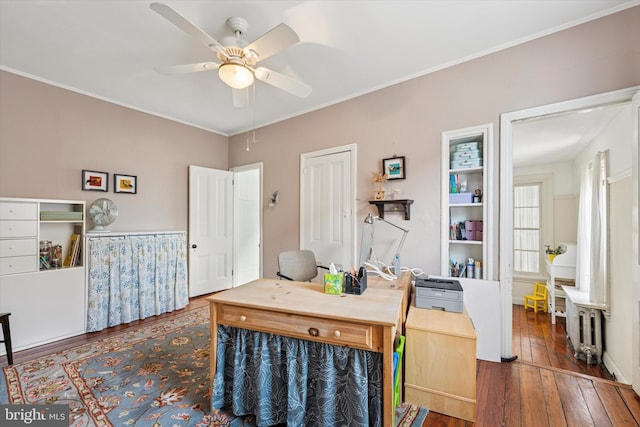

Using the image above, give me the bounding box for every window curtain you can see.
[212,325,383,427]
[575,151,608,306]
[86,233,188,332]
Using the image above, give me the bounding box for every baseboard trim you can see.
[602,351,630,384]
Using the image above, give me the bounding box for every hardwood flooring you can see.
[421,306,640,427]
[2,299,639,426]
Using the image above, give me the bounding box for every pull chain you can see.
[246,84,257,151]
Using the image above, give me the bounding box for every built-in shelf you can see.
[441,123,493,280]
[368,199,414,220]
[449,240,483,245]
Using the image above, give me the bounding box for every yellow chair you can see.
[524,282,548,313]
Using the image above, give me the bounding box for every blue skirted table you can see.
[207,274,409,426]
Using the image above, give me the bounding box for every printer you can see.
[415,278,464,313]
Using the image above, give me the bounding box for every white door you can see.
[632,90,640,394]
[188,165,233,296]
[231,163,262,287]
[300,145,356,271]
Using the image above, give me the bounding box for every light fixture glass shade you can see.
[218,63,254,89]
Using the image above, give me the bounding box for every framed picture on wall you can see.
[82,170,108,192]
[382,156,406,180]
[114,174,137,194]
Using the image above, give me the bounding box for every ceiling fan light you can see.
[219,63,254,89]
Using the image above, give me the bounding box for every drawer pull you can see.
[308,327,319,337]
[239,315,247,322]
[334,330,341,337]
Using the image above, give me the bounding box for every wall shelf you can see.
[368,199,414,220]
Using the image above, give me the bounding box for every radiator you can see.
[566,299,603,365]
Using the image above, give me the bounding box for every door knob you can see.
[191,244,197,249]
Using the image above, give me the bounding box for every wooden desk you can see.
[368,271,412,329]
[208,272,410,426]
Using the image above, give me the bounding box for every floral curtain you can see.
[86,233,188,332]
[212,325,383,427]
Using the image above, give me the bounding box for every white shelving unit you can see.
[0,197,86,352]
[441,124,493,280]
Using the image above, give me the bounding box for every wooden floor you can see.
[3,299,640,426]
[421,306,640,427]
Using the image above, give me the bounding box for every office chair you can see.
[276,250,329,282]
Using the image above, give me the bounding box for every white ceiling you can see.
[0,0,636,139]
[512,102,630,168]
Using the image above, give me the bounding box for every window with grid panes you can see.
[514,183,542,275]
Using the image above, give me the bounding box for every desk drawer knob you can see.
[308,327,319,337]
[239,315,247,322]
[334,330,341,337]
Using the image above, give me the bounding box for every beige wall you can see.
[0,71,228,231]
[229,6,640,279]
[554,195,579,245]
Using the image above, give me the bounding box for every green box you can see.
[323,272,343,294]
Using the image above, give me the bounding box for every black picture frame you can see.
[114,174,137,194]
[382,156,406,180]
[82,169,108,192]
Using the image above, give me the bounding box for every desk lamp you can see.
[361,213,409,275]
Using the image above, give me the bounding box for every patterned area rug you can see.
[0,307,428,426]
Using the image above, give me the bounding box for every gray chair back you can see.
[277,250,321,281]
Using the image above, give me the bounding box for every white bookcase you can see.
[0,197,86,352]
[441,124,493,280]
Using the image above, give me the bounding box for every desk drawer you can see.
[219,305,381,351]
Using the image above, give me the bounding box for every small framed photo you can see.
[114,174,137,194]
[82,170,108,192]
[382,156,406,180]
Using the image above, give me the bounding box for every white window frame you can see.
[513,173,553,281]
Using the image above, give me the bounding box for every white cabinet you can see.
[441,124,493,280]
[545,243,577,325]
[0,197,86,352]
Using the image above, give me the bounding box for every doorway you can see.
[188,164,262,296]
[300,144,357,272]
[231,163,263,287]
[499,87,639,375]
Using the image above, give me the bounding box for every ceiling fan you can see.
[150,2,312,106]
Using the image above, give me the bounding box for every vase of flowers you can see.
[545,244,565,262]
[373,172,388,200]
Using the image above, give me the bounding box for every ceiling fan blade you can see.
[254,67,311,98]
[244,23,299,62]
[232,88,249,108]
[155,62,220,74]
[150,2,229,59]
